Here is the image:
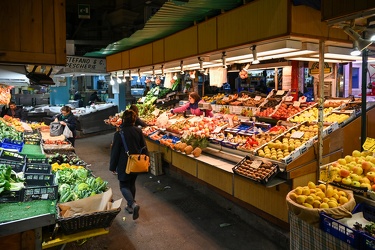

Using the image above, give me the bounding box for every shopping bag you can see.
[125,153,150,174]
[50,122,64,136]
[63,125,73,138]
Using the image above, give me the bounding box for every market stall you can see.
[0,121,120,249]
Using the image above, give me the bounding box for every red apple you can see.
[352,166,364,176]
[363,161,373,172]
[339,169,350,178]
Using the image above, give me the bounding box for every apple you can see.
[351,180,361,187]
[352,150,361,157]
[361,183,372,190]
[360,176,371,184]
[331,162,341,168]
[362,161,372,172]
[337,158,347,165]
[333,175,342,183]
[352,166,364,176]
[350,173,361,182]
[345,155,354,163]
[367,171,375,180]
[339,169,350,178]
[341,177,352,185]
[372,184,375,191]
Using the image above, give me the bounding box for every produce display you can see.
[320,150,375,191]
[0,164,25,195]
[233,156,279,184]
[288,181,350,208]
[288,107,334,123]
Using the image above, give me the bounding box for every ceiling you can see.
[66,0,244,58]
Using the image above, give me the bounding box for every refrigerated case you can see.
[13,93,50,106]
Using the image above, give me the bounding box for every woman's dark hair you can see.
[122,110,136,126]
[61,106,72,113]
[129,104,139,116]
[189,92,201,103]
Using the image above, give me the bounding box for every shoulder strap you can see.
[120,131,130,156]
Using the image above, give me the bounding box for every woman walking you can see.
[109,110,149,220]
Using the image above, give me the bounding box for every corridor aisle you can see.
[57,132,288,250]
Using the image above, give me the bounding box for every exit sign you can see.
[78,4,90,19]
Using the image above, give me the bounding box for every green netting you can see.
[0,200,56,223]
[21,144,46,159]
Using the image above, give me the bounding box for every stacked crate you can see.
[149,151,163,176]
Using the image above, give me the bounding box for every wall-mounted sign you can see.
[66,56,106,72]
[78,4,90,19]
[309,62,332,75]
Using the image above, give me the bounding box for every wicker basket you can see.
[57,207,121,235]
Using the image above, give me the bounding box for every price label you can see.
[285,96,293,102]
[291,131,304,139]
[152,109,160,117]
[228,117,234,127]
[276,90,285,96]
[363,137,375,151]
[293,101,300,107]
[254,96,262,101]
[299,96,307,103]
[213,126,222,133]
[250,160,263,169]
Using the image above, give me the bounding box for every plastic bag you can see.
[63,126,73,138]
[50,122,63,136]
[155,112,169,128]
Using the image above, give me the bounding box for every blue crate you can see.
[1,138,24,152]
[320,203,375,249]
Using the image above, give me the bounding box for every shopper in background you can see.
[170,91,213,117]
[53,106,77,146]
[1,101,27,121]
[129,104,147,127]
[88,91,101,105]
[109,110,149,220]
[74,91,83,107]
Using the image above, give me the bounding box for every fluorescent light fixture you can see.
[285,57,355,63]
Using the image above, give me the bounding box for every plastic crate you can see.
[150,151,163,176]
[320,203,375,249]
[26,158,49,164]
[0,190,22,203]
[0,159,25,172]
[1,138,24,152]
[22,184,58,202]
[320,212,359,248]
[0,150,26,162]
[24,173,55,186]
[25,163,52,174]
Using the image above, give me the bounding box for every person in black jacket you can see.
[53,106,77,146]
[109,110,149,220]
[129,104,147,127]
[88,91,101,105]
[1,101,27,121]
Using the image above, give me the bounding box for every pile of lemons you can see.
[289,181,349,209]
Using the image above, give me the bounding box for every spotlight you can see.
[221,52,227,68]
[243,63,250,70]
[116,72,121,83]
[203,68,209,76]
[137,69,141,83]
[109,74,114,85]
[173,73,178,80]
[198,57,204,72]
[129,70,133,81]
[251,45,259,64]
[180,60,185,74]
[161,64,165,78]
[350,44,361,56]
[122,71,126,82]
[343,26,372,52]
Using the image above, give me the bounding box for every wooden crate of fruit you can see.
[232,155,280,184]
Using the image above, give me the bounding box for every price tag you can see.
[285,96,293,102]
[254,96,262,101]
[363,137,375,151]
[250,160,263,169]
[293,101,300,107]
[228,117,234,127]
[276,90,285,96]
[299,96,307,103]
[152,109,160,117]
[291,131,304,139]
[213,126,222,133]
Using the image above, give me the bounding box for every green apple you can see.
[341,177,352,185]
[351,180,361,187]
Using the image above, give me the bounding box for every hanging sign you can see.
[65,56,106,72]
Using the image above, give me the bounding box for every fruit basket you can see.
[232,155,280,184]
